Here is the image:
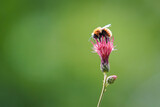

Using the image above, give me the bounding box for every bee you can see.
[90,24,112,40]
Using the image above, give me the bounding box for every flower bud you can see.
[107,75,117,84]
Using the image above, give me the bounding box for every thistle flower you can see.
[91,37,114,72]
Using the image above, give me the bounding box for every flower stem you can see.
[97,73,108,107]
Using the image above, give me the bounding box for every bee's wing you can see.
[102,24,111,29]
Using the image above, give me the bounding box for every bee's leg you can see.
[99,35,102,42]
[105,37,108,43]
[99,38,101,42]
[105,36,110,43]
[99,33,103,42]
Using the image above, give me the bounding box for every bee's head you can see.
[92,27,102,39]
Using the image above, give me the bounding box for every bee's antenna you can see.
[102,24,111,29]
[88,35,93,41]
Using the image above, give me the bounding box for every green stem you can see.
[97,73,108,107]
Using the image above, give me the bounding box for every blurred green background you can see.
[1,0,160,107]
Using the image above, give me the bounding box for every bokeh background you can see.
[1,0,160,107]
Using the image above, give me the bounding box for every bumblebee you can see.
[91,24,112,40]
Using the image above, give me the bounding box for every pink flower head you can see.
[91,33,114,72]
